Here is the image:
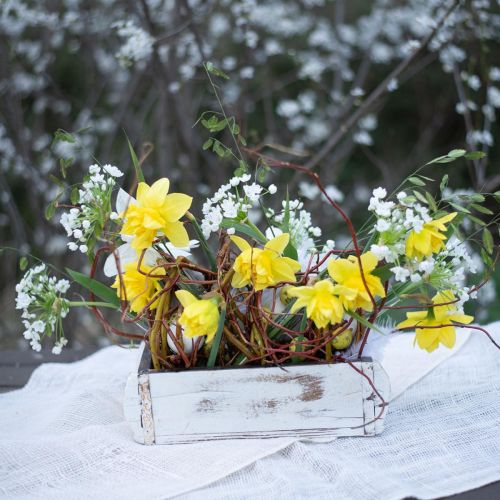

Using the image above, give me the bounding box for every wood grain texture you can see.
[123,344,390,445]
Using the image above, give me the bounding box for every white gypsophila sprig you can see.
[266,199,323,268]
[200,173,277,239]
[59,163,123,254]
[15,263,70,353]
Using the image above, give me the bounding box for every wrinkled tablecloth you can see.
[1,322,499,499]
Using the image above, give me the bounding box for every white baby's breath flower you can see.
[372,187,387,199]
[16,264,70,354]
[391,266,410,283]
[370,244,391,261]
[103,164,123,177]
[375,219,391,232]
[243,183,263,202]
[60,163,118,254]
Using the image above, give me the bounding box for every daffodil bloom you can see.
[288,279,344,329]
[120,178,192,251]
[175,290,220,342]
[327,251,385,312]
[405,212,457,260]
[231,233,301,291]
[396,290,473,352]
[112,261,163,313]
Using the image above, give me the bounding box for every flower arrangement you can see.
[14,71,500,370]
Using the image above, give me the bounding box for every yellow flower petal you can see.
[327,258,353,283]
[360,251,379,273]
[162,193,193,222]
[175,290,198,308]
[396,312,426,330]
[431,212,457,230]
[438,326,456,348]
[148,178,170,205]
[162,221,190,248]
[178,298,219,340]
[230,235,252,252]
[136,182,150,204]
[271,258,298,283]
[264,233,290,254]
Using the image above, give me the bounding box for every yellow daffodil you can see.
[112,261,163,313]
[230,233,301,291]
[327,251,385,312]
[288,279,344,329]
[405,212,457,260]
[175,290,220,342]
[396,290,473,352]
[120,178,192,251]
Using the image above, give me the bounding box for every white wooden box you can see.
[123,344,390,445]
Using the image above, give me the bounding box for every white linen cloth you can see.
[0,322,499,500]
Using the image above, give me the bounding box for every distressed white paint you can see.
[123,344,390,445]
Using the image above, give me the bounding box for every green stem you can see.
[68,301,118,309]
[246,219,267,242]
[186,212,217,271]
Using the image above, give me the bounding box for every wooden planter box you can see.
[123,344,390,445]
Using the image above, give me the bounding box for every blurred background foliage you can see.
[1,0,499,349]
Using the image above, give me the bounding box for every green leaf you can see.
[448,149,466,158]
[45,200,56,221]
[465,151,486,160]
[283,242,298,260]
[408,176,426,187]
[59,157,73,178]
[213,141,226,157]
[188,216,217,271]
[468,214,486,226]
[207,308,226,368]
[221,220,267,244]
[202,138,213,150]
[440,174,449,193]
[425,191,438,212]
[66,268,120,308]
[211,119,228,133]
[371,263,393,281]
[448,202,471,214]
[205,62,230,80]
[470,194,485,202]
[126,136,145,183]
[493,191,500,202]
[482,228,494,255]
[19,256,28,271]
[471,203,493,215]
[70,186,80,204]
[413,190,428,205]
[49,174,65,188]
[53,129,76,144]
[481,248,493,268]
[283,192,291,232]
[348,310,384,334]
[291,335,306,364]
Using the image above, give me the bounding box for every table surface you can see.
[0,348,497,500]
